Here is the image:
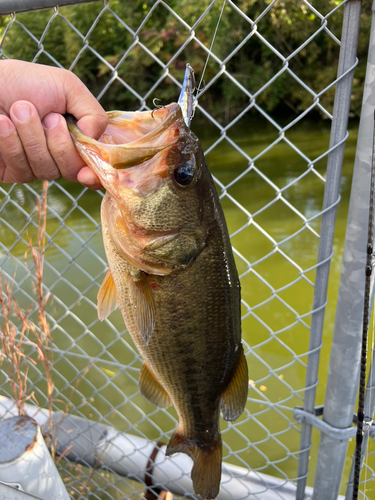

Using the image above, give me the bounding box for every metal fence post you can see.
[312,2,375,499]
[296,1,362,498]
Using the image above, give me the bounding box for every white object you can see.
[0,397,345,500]
[0,416,69,500]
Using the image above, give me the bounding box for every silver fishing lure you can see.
[178,64,197,128]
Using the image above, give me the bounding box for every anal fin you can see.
[220,345,248,421]
[139,362,171,408]
[97,269,118,321]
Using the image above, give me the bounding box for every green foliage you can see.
[0,0,370,120]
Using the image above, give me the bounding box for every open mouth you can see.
[66,64,196,171]
[66,103,182,170]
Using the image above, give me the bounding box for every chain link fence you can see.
[0,1,372,499]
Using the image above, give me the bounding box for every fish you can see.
[66,65,248,500]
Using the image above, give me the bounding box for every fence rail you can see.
[0,0,101,16]
[0,1,373,499]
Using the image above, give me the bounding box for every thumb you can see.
[77,113,108,140]
[63,73,108,139]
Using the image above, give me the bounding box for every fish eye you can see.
[173,161,195,187]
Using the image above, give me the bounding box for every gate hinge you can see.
[294,406,375,440]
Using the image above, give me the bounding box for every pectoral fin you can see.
[220,345,248,421]
[97,269,118,321]
[139,362,171,408]
[127,271,156,346]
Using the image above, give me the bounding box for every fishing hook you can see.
[151,98,164,120]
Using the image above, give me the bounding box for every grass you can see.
[0,180,56,455]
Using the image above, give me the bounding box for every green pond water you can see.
[0,121,369,496]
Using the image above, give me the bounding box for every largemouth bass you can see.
[67,67,248,500]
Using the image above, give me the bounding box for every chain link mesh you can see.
[0,1,371,499]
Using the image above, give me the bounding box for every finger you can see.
[62,73,108,140]
[43,112,87,182]
[77,166,103,190]
[10,101,60,181]
[0,115,35,183]
[43,112,103,188]
[1,61,108,140]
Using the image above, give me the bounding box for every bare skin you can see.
[0,60,107,189]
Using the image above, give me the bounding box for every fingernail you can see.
[43,113,60,130]
[0,118,10,136]
[13,103,31,122]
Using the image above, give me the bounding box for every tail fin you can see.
[166,430,222,499]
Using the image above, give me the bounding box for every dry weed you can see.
[0,181,56,456]
[0,277,39,416]
[26,180,56,457]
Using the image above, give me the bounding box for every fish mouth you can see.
[66,103,182,171]
[66,64,195,174]
[66,103,189,199]
[66,66,196,198]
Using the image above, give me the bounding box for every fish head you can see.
[67,103,209,275]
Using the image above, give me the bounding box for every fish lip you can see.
[178,64,196,128]
[64,113,77,128]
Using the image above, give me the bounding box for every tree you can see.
[0,0,370,120]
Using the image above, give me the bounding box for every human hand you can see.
[0,59,108,189]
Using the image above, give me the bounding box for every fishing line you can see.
[362,289,375,498]
[364,221,375,495]
[363,309,375,496]
[352,112,375,500]
[197,0,226,97]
